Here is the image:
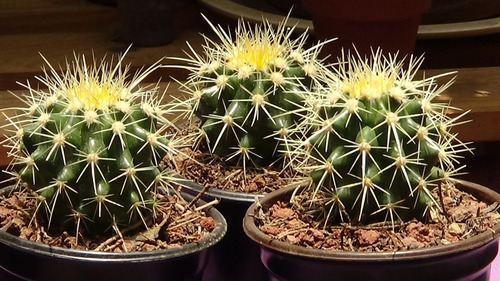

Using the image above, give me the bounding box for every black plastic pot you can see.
[243,181,500,281]
[181,180,270,281]
[0,187,227,281]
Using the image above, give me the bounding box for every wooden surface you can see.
[0,0,210,91]
[0,0,500,178]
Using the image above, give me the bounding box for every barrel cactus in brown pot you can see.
[291,50,471,227]
[243,50,500,281]
[0,50,226,281]
[167,15,333,281]
[171,15,332,172]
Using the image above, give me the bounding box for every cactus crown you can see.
[2,51,179,236]
[291,50,470,227]
[171,16,332,171]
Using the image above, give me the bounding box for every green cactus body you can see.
[296,51,469,226]
[175,16,331,168]
[4,53,173,235]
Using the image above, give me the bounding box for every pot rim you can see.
[180,176,264,203]
[0,186,227,263]
[243,180,500,262]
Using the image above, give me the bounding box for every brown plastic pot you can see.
[300,0,432,59]
[243,180,500,281]
[0,186,227,281]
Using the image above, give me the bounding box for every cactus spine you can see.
[173,16,331,170]
[293,50,470,227]
[3,52,177,235]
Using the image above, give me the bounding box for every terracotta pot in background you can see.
[300,0,432,60]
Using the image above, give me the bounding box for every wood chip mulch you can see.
[255,184,500,252]
[167,147,294,194]
[0,188,216,252]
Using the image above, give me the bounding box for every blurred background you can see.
[0,0,499,191]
